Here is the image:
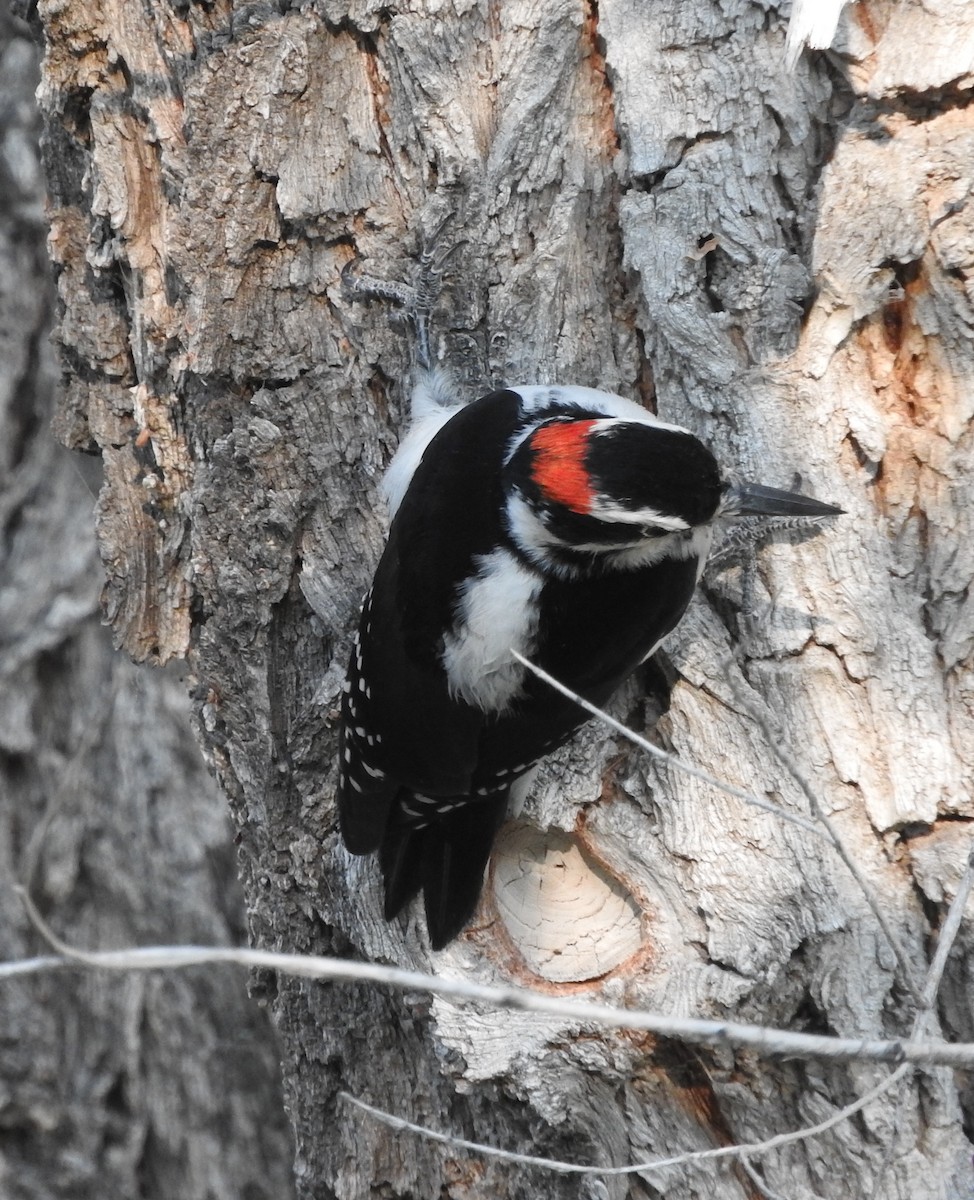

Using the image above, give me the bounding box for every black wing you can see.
[337,391,525,938]
[470,554,701,792]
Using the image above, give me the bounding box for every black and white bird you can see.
[336,373,841,949]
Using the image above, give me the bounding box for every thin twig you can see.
[340,1064,912,1179]
[869,845,974,1200]
[11,888,974,1068]
[0,953,65,979]
[342,847,974,1183]
[721,661,922,1003]
[740,1155,788,1200]
[512,649,922,1005]
[509,651,826,838]
[915,845,974,1021]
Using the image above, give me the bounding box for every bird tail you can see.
[380,791,509,950]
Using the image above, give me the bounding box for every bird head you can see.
[504,413,841,570]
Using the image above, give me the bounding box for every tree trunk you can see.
[0,9,295,1198]
[32,0,974,1197]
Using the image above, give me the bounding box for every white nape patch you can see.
[441,548,543,713]
[382,369,464,518]
[506,492,714,578]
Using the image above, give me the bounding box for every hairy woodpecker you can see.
[337,373,841,949]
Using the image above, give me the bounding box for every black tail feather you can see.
[379,792,509,949]
[423,794,509,949]
[379,820,426,919]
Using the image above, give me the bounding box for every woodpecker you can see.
[337,373,841,949]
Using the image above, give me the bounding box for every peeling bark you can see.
[31,0,974,1197]
[0,11,294,1197]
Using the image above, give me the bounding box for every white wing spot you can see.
[349,777,363,793]
[362,762,386,779]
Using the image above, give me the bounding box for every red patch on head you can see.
[529,420,597,513]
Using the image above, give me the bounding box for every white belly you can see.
[441,548,543,713]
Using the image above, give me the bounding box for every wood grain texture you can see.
[33,0,974,1196]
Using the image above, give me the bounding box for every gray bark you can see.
[30,0,974,1198]
[0,10,295,1198]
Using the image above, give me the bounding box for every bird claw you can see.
[342,212,464,371]
[341,258,416,309]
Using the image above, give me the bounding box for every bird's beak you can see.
[721,482,844,519]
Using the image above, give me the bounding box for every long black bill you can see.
[723,482,844,519]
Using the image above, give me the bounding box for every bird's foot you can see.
[341,213,461,371]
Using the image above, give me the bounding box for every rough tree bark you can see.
[30,0,974,1197]
[0,10,295,1198]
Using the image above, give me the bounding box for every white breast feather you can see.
[441,549,543,713]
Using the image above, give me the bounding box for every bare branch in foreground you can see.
[915,844,974,1018]
[10,674,972,1184]
[337,843,974,1181]
[865,844,974,1198]
[10,886,974,1069]
[10,834,972,1186]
